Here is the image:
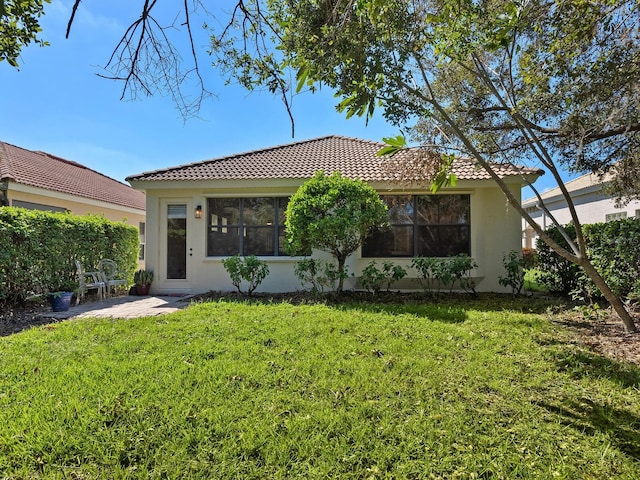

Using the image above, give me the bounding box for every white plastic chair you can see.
[98,259,128,297]
[74,260,105,305]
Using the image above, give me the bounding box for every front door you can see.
[161,201,192,291]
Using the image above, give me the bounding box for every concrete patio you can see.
[42,295,190,320]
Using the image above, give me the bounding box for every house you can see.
[522,171,640,249]
[0,140,147,261]
[126,135,542,294]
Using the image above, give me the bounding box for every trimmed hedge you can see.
[535,218,640,300]
[0,207,139,306]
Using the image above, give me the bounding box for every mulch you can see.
[2,293,638,367]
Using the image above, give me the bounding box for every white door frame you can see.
[158,198,193,293]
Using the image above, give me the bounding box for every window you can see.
[362,194,470,257]
[138,222,146,261]
[11,200,66,213]
[207,197,289,256]
[605,211,627,222]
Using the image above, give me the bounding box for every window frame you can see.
[206,197,289,257]
[605,211,627,222]
[362,194,471,258]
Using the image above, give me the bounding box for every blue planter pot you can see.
[50,292,73,312]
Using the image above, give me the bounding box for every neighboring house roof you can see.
[522,171,609,207]
[126,135,542,183]
[0,141,146,210]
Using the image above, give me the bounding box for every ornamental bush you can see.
[222,255,269,296]
[581,218,640,299]
[0,207,139,306]
[285,171,387,293]
[535,218,640,300]
[411,254,477,293]
[360,261,407,296]
[534,224,581,295]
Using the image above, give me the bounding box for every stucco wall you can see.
[142,181,524,295]
[8,184,145,225]
[522,189,640,249]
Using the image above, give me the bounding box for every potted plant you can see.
[133,268,154,295]
[48,280,77,312]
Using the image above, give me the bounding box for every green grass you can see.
[524,268,549,292]
[1,297,639,478]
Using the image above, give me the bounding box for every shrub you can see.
[499,250,526,296]
[360,261,407,295]
[294,258,347,294]
[580,218,640,299]
[411,255,477,293]
[0,208,138,306]
[221,255,269,296]
[536,219,640,300]
[535,224,581,295]
[285,171,387,292]
[410,257,440,292]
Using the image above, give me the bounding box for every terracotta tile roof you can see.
[0,141,146,210]
[126,135,542,184]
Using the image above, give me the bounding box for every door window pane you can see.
[167,204,187,279]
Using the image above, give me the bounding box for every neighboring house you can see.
[0,140,147,261]
[126,135,542,294]
[522,171,640,249]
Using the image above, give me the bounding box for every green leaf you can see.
[295,66,309,93]
[376,135,406,157]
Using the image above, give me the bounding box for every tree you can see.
[285,171,388,293]
[0,0,50,67]
[208,0,640,332]
[3,0,211,118]
[6,1,639,329]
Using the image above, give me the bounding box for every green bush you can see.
[499,250,526,296]
[535,218,640,300]
[285,171,387,293]
[580,218,640,299]
[411,255,477,293]
[222,255,270,296]
[360,260,407,295]
[534,224,581,295]
[0,208,139,306]
[294,258,347,295]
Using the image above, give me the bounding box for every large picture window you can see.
[362,195,470,257]
[207,197,289,256]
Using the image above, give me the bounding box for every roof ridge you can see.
[1,140,145,210]
[1,141,136,188]
[126,134,381,181]
[34,149,133,188]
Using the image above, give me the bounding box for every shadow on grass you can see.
[535,395,640,460]
[532,342,640,459]
[552,348,640,389]
[188,291,568,324]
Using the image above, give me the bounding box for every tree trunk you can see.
[337,255,346,294]
[580,258,637,333]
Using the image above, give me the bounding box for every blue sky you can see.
[1,0,560,194]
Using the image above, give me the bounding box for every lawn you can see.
[0,296,639,478]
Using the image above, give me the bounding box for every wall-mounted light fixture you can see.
[194,205,203,219]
